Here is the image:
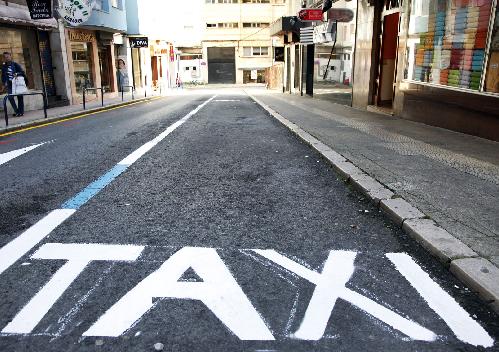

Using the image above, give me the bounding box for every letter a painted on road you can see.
[84,247,274,340]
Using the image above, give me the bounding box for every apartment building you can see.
[202,0,288,84]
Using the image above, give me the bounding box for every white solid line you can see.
[387,253,494,347]
[0,96,215,277]
[0,209,76,276]
[118,95,215,166]
[0,142,46,166]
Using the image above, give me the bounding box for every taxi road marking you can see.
[1,245,494,348]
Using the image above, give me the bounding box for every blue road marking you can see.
[61,164,128,210]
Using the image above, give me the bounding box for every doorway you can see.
[374,11,399,107]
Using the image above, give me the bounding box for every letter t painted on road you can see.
[1,243,144,334]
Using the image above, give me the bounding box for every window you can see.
[218,0,238,3]
[206,0,216,3]
[242,0,270,3]
[192,67,197,71]
[185,67,190,71]
[95,0,109,11]
[242,22,269,28]
[219,22,238,28]
[242,46,269,56]
[206,23,217,28]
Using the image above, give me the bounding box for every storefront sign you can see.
[150,41,168,56]
[59,0,95,26]
[69,30,95,42]
[169,44,175,62]
[129,37,149,48]
[27,0,52,20]
[327,8,355,23]
[298,9,323,22]
[313,21,336,44]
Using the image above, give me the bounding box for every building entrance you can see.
[207,47,235,84]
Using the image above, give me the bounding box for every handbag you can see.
[12,75,28,94]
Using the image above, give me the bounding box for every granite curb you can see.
[249,93,499,315]
[0,96,162,136]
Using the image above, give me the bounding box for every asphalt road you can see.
[0,89,497,351]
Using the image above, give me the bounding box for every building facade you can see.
[124,0,178,92]
[202,0,288,84]
[0,0,72,112]
[352,0,499,140]
[63,0,127,103]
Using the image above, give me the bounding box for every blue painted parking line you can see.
[61,164,128,210]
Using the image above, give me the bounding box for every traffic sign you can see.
[298,8,323,22]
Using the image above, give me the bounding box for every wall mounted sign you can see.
[27,0,52,20]
[313,21,337,43]
[129,37,149,48]
[69,30,96,42]
[58,0,95,26]
[327,8,355,23]
[298,9,323,22]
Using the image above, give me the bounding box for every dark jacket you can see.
[1,61,25,85]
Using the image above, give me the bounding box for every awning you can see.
[0,4,58,29]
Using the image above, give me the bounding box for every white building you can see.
[201,0,288,84]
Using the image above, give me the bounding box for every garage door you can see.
[207,47,236,84]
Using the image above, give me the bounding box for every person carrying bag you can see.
[1,52,26,117]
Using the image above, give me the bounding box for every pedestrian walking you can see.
[1,52,26,117]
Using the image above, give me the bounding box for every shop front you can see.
[0,2,66,112]
[149,40,171,89]
[66,29,98,101]
[352,0,499,140]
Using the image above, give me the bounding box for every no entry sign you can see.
[298,8,323,22]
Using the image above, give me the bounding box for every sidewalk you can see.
[0,88,161,133]
[249,89,499,311]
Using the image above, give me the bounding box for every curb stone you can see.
[0,96,161,136]
[248,93,499,315]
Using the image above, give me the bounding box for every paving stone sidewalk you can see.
[249,89,499,311]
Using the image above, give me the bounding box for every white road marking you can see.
[83,247,274,340]
[387,253,494,348]
[118,96,215,166]
[0,142,47,166]
[214,99,241,102]
[253,249,437,342]
[0,209,75,276]
[2,243,144,334]
[0,97,215,276]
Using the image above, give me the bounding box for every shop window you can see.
[71,42,94,92]
[484,6,498,93]
[0,28,44,92]
[243,69,266,83]
[407,0,496,92]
